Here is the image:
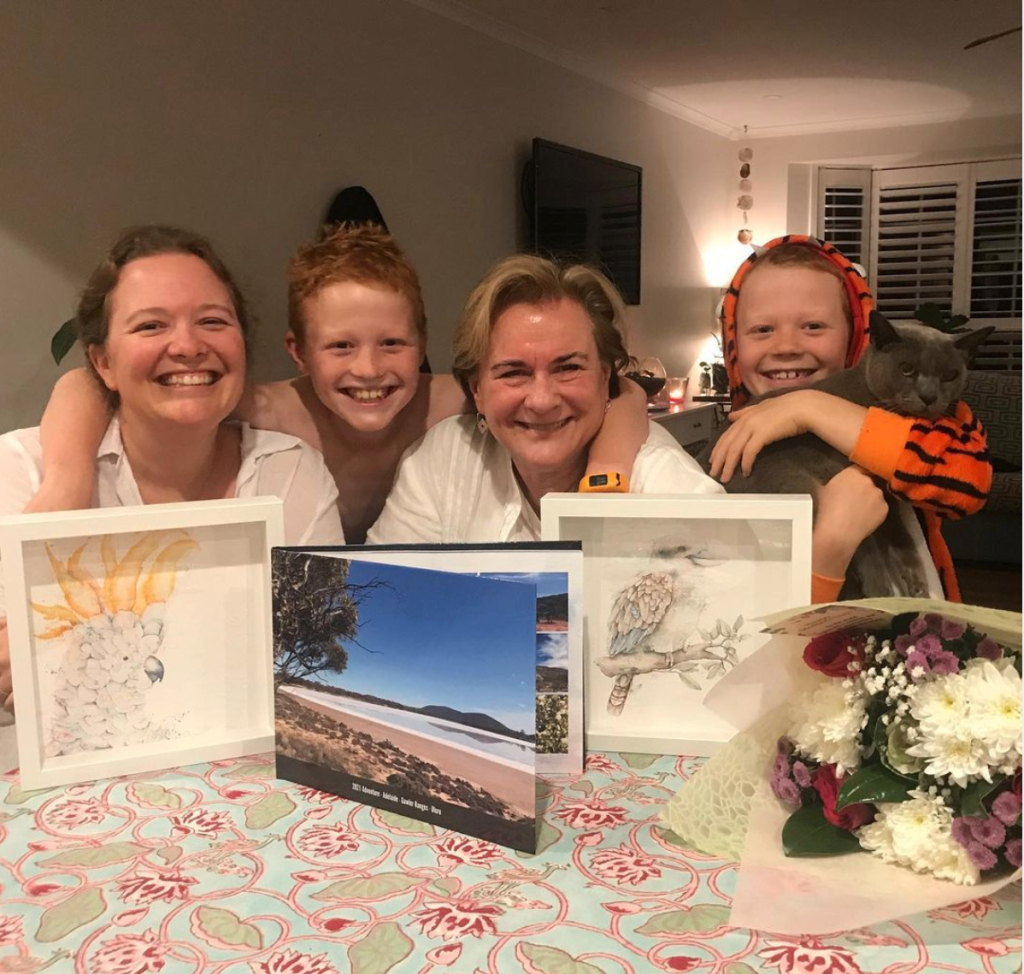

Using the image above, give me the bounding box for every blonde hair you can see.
[452,254,630,398]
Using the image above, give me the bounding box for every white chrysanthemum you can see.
[790,680,869,773]
[858,790,979,885]
[962,658,1022,763]
[907,658,1022,786]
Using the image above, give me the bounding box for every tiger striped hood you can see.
[719,234,874,408]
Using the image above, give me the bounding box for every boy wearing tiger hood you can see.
[709,234,991,603]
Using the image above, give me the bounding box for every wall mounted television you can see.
[525,138,642,305]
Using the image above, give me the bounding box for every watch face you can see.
[589,474,610,487]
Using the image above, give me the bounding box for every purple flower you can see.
[792,761,812,789]
[923,613,944,631]
[929,650,961,675]
[967,841,998,870]
[916,633,943,657]
[776,737,794,758]
[906,651,931,678]
[969,816,1007,849]
[992,791,1022,826]
[951,817,974,847]
[894,633,914,654]
[940,620,967,639]
[773,753,789,776]
[909,616,929,637]
[1006,838,1022,868]
[976,636,1002,661]
[771,774,801,806]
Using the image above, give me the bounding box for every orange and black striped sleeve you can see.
[849,401,991,519]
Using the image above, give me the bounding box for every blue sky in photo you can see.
[312,559,537,734]
[480,572,568,598]
[536,632,569,669]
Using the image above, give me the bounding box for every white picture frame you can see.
[0,498,284,788]
[541,493,812,755]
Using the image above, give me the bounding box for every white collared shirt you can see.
[0,419,344,548]
[367,415,723,544]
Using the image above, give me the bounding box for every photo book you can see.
[271,542,583,853]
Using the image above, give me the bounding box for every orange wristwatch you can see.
[578,472,630,493]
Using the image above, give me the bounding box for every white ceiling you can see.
[411,0,1022,138]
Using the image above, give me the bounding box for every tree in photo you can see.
[272,553,388,688]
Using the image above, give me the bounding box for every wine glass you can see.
[624,356,667,401]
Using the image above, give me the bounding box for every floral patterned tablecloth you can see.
[0,752,1020,974]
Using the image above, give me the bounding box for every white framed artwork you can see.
[541,494,812,755]
[0,498,284,788]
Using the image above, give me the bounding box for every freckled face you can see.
[89,253,246,430]
[469,298,610,481]
[735,266,851,397]
[287,281,424,433]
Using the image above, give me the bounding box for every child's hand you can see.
[710,390,820,482]
[812,466,889,579]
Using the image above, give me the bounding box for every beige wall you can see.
[746,115,1022,239]
[0,0,733,430]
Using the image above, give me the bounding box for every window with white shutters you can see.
[816,159,1022,371]
[816,168,871,268]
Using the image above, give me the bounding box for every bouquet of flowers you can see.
[663,598,1023,934]
[774,612,1020,883]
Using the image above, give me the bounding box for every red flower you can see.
[760,940,863,974]
[169,807,231,839]
[590,845,662,886]
[963,938,1010,957]
[812,765,873,831]
[46,798,108,829]
[584,754,620,774]
[554,799,629,829]
[802,632,864,678]
[436,836,503,868]
[91,931,169,974]
[249,950,338,974]
[661,958,701,972]
[411,899,503,940]
[297,825,361,858]
[115,867,198,905]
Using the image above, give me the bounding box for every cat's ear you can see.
[953,326,996,361]
[869,310,901,349]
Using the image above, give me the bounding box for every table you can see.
[0,753,1020,973]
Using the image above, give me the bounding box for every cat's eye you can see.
[898,363,916,377]
[941,370,958,382]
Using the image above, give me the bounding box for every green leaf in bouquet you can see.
[836,763,913,809]
[960,778,1000,818]
[781,804,863,857]
[874,720,923,780]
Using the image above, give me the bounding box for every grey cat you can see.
[704,311,993,598]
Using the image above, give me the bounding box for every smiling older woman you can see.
[368,255,720,543]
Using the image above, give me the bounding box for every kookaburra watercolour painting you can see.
[543,494,812,755]
[0,498,283,788]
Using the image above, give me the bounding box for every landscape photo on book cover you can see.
[483,572,569,755]
[272,552,538,849]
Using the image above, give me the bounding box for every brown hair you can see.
[76,225,252,400]
[452,254,630,400]
[739,242,853,328]
[287,223,426,347]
